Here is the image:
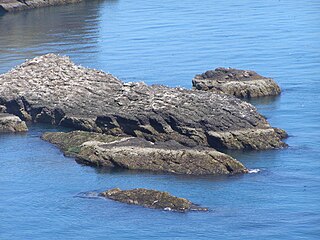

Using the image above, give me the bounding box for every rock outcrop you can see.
[42,131,247,175]
[0,0,81,13]
[99,188,208,212]
[0,113,28,133]
[192,67,281,98]
[0,54,287,150]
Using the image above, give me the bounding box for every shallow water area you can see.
[1,0,320,239]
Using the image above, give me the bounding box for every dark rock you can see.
[42,131,248,175]
[0,54,287,150]
[0,113,28,132]
[99,188,208,212]
[0,0,81,13]
[192,67,281,98]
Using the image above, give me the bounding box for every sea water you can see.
[0,0,319,239]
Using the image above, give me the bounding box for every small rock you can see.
[0,113,28,133]
[192,67,281,98]
[99,188,208,212]
[0,105,6,113]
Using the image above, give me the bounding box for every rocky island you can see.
[0,0,81,13]
[99,188,208,212]
[192,67,281,98]
[0,54,287,151]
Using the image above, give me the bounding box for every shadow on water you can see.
[246,95,281,106]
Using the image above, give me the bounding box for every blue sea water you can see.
[1,0,320,239]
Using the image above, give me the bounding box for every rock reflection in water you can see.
[0,0,118,72]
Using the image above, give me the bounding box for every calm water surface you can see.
[1,0,320,239]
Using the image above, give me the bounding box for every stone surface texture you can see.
[0,113,28,132]
[99,188,208,212]
[0,54,286,150]
[42,131,247,175]
[0,0,81,13]
[192,67,281,98]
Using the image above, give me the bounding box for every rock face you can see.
[0,0,81,13]
[0,113,28,133]
[99,188,208,212]
[192,67,281,98]
[0,54,286,150]
[42,131,247,175]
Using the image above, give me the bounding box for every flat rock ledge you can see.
[0,113,28,133]
[192,67,281,98]
[99,188,208,212]
[42,131,247,175]
[0,0,81,13]
[0,54,287,150]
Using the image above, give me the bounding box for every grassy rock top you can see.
[42,131,247,175]
[100,188,208,212]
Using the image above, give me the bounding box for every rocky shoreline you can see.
[0,0,81,13]
[192,67,281,98]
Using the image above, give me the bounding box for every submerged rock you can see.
[192,67,281,98]
[0,54,286,150]
[0,0,81,13]
[99,188,208,212]
[42,131,247,175]
[0,113,28,133]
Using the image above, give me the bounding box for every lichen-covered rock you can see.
[0,113,28,133]
[0,0,81,13]
[42,131,122,157]
[42,131,248,175]
[99,188,208,212]
[192,67,281,98]
[0,54,286,150]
